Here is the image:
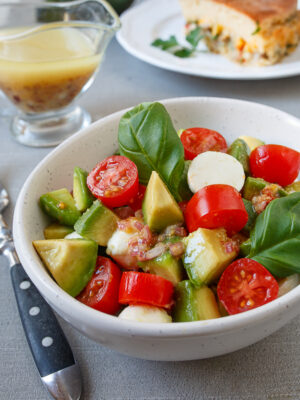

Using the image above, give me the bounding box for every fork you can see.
[0,182,82,400]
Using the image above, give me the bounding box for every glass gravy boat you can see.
[0,0,120,147]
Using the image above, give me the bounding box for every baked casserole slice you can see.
[179,0,300,66]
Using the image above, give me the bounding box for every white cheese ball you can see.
[119,305,172,323]
[188,151,245,193]
[64,231,84,239]
[106,229,138,269]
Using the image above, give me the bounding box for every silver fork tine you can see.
[0,181,9,213]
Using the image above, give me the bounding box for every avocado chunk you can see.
[242,198,257,233]
[243,177,268,200]
[73,166,94,212]
[173,280,220,322]
[285,181,300,194]
[183,228,238,286]
[74,200,119,246]
[238,136,265,152]
[33,239,97,297]
[142,171,184,231]
[40,188,81,226]
[227,139,250,176]
[243,177,287,201]
[138,251,184,285]
[44,223,73,239]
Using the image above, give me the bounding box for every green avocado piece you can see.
[173,281,197,322]
[73,167,94,212]
[238,136,265,152]
[285,181,300,194]
[33,239,97,297]
[228,139,250,176]
[44,223,73,239]
[138,251,184,285]
[243,177,288,201]
[242,198,257,233]
[243,177,268,200]
[183,228,238,286]
[173,280,220,322]
[142,171,184,231]
[40,188,81,226]
[74,200,119,246]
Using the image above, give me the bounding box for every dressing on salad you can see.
[33,102,300,323]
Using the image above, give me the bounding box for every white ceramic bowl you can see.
[13,97,300,361]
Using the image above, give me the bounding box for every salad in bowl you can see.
[32,101,300,324]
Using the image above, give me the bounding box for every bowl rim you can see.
[13,96,300,338]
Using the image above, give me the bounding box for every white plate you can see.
[13,97,300,360]
[117,0,300,80]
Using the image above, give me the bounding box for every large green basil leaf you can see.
[177,160,193,201]
[248,192,300,277]
[118,102,185,201]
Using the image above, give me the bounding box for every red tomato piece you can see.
[180,127,227,160]
[178,200,189,215]
[217,258,279,315]
[185,184,248,235]
[128,184,146,211]
[250,144,300,187]
[77,256,122,315]
[119,271,174,309]
[87,155,139,208]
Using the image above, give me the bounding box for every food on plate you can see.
[182,227,239,286]
[187,151,245,193]
[119,304,172,323]
[180,127,228,160]
[179,0,300,66]
[33,239,98,297]
[142,171,184,231]
[76,256,122,314]
[173,281,221,322]
[74,200,119,246]
[34,101,300,324]
[119,271,174,309]
[249,144,300,186]
[217,258,279,314]
[184,184,248,234]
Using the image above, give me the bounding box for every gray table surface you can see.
[1,11,300,400]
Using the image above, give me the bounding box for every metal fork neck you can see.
[0,214,19,267]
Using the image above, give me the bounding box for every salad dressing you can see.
[0,26,101,113]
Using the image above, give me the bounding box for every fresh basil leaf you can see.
[118,102,185,201]
[177,160,193,201]
[151,35,179,50]
[173,48,194,58]
[242,198,257,233]
[186,26,203,48]
[251,22,261,35]
[248,192,300,277]
[151,34,197,58]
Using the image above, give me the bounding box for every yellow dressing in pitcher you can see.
[0,26,101,113]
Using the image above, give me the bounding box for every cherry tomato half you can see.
[119,271,174,309]
[250,144,300,187]
[185,184,248,235]
[178,200,189,215]
[180,127,227,160]
[217,258,279,315]
[128,184,146,211]
[87,155,139,208]
[77,256,122,315]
